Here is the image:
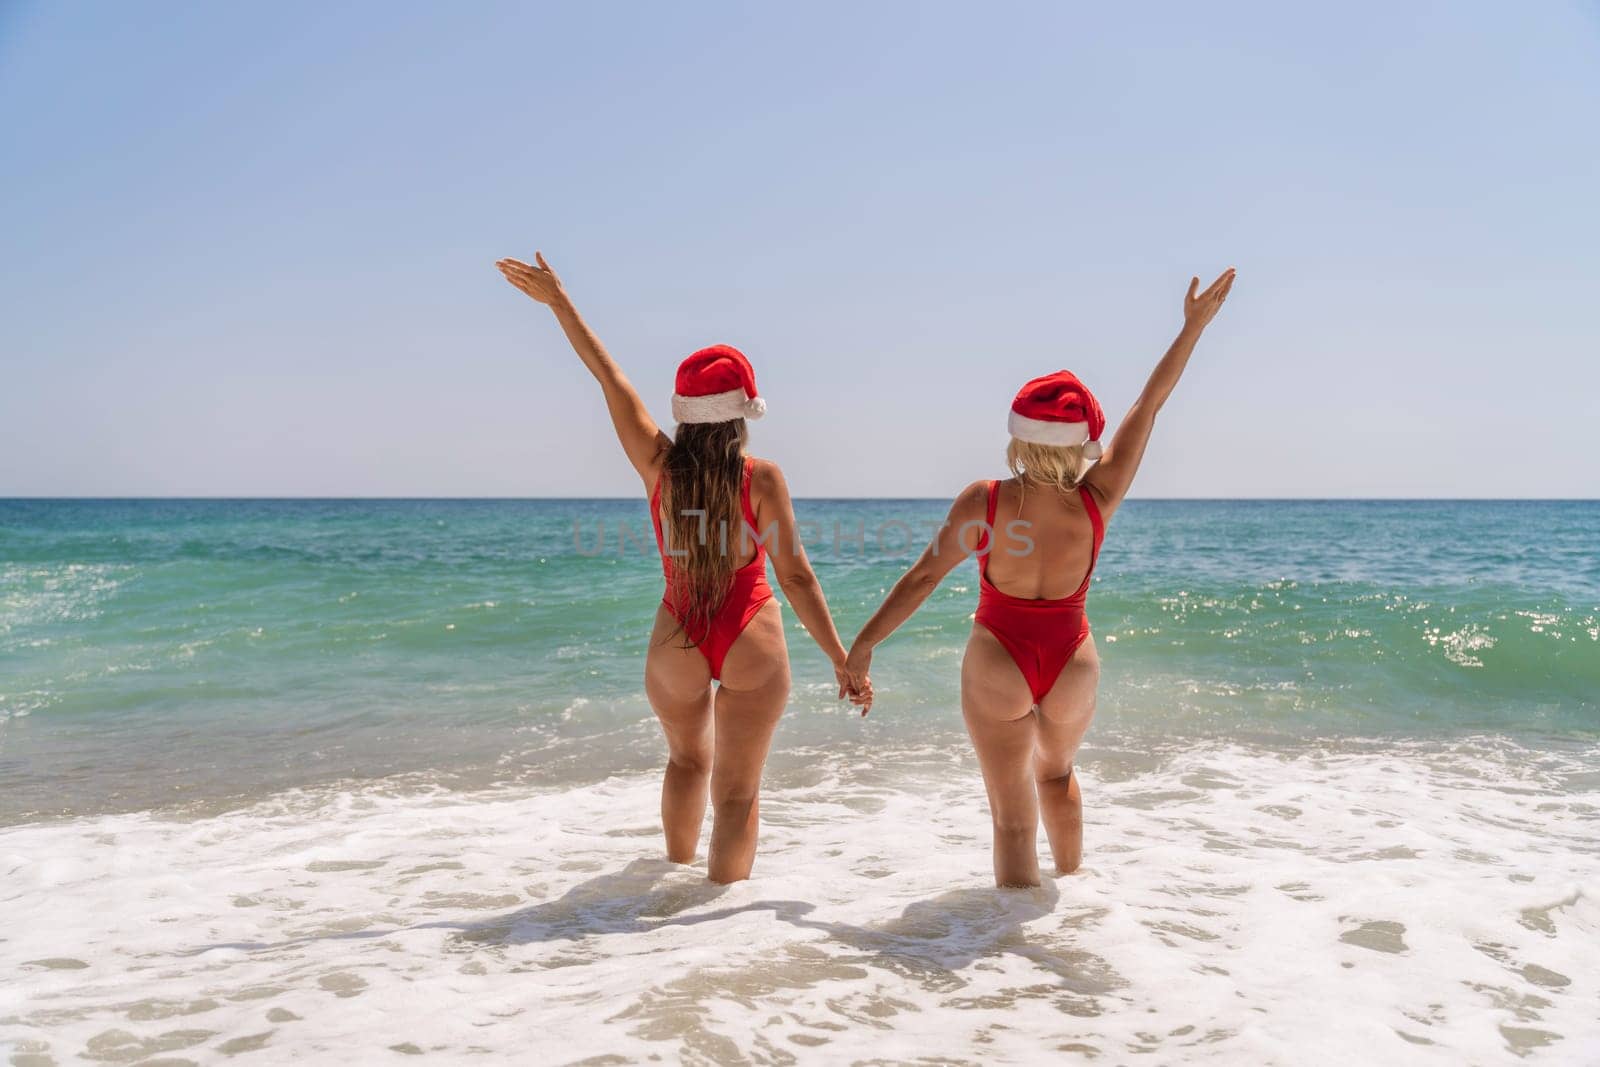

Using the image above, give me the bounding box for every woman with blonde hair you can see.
[845,268,1236,887]
[497,252,864,883]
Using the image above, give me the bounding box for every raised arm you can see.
[1085,267,1235,519]
[843,481,990,714]
[750,461,863,703]
[497,253,671,488]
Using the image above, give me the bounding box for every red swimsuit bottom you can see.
[974,480,1105,704]
[650,456,774,680]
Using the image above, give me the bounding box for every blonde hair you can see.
[1006,438,1094,495]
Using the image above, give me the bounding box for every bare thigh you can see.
[711,598,789,796]
[644,604,714,761]
[705,599,788,882]
[1033,634,1100,778]
[960,625,1038,802]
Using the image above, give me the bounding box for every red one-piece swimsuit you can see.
[973,480,1105,704]
[650,456,775,680]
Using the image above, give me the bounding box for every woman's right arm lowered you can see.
[1085,267,1236,519]
[497,252,672,489]
[842,481,990,713]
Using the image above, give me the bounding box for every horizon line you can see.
[3,496,1598,504]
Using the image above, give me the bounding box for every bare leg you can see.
[1034,636,1100,874]
[645,605,714,863]
[961,624,1042,887]
[706,600,789,884]
[1034,769,1083,873]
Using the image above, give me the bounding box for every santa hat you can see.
[671,345,767,424]
[1007,370,1105,460]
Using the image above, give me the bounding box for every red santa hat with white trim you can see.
[671,345,767,424]
[1007,370,1105,460]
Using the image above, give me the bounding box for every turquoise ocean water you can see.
[5,498,1599,1064]
[1,498,1596,822]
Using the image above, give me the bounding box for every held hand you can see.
[835,666,872,713]
[841,644,875,716]
[1183,267,1236,330]
[496,252,566,306]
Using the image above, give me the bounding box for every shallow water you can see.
[3,499,1598,1063]
[5,740,1597,1064]
[2,499,1596,820]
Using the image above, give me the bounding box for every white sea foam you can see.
[3,742,1598,1065]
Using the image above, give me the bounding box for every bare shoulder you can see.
[748,455,787,495]
[947,479,992,526]
[1080,471,1113,504]
[955,478,990,510]
[746,456,792,522]
[944,480,994,555]
[1080,469,1120,520]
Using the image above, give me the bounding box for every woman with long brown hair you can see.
[497,252,863,883]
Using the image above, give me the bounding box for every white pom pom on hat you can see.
[1008,370,1106,460]
[671,345,766,424]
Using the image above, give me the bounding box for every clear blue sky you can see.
[3,1,1597,497]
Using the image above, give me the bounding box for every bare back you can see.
[982,479,1102,600]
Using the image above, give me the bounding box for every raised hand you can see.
[1183,267,1236,330]
[496,252,566,306]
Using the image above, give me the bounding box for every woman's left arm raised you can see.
[497,253,671,489]
[1085,267,1235,521]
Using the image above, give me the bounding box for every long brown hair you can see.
[659,419,748,641]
